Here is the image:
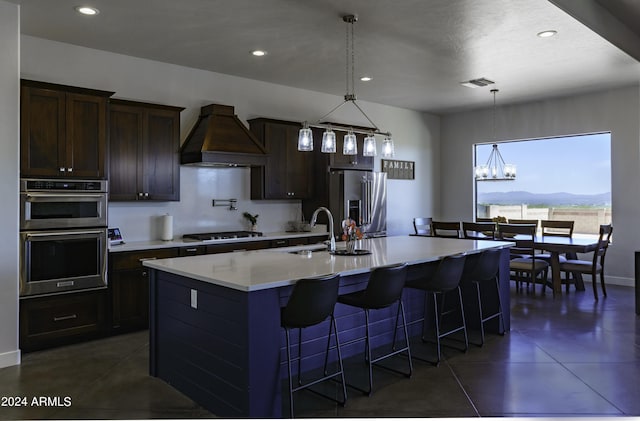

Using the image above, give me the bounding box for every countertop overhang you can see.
[142,235,513,292]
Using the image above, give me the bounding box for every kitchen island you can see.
[144,235,512,418]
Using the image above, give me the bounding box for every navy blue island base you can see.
[148,241,511,418]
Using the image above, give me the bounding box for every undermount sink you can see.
[285,244,328,255]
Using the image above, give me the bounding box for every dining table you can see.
[534,235,600,294]
[413,232,600,295]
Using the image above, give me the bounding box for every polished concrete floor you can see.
[1,283,639,419]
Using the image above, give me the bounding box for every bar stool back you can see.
[281,273,346,417]
[337,263,412,396]
[460,249,505,346]
[405,253,468,365]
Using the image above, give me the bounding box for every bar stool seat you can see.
[337,263,412,396]
[405,254,468,365]
[281,273,347,417]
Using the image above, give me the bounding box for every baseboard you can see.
[585,275,634,288]
[0,349,21,368]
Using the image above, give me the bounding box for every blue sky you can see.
[475,132,611,195]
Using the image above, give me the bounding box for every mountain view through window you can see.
[474,132,611,235]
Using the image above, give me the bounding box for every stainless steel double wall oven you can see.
[19,179,108,297]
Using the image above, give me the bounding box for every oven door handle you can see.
[24,230,105,238]
[25,193,106,199]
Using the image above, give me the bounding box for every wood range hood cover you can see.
[180,104,267,167]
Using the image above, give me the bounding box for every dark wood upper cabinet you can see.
[20,80,114,179]
[314,126,374,170]
[249,118,313,200]
[109,99,184,201]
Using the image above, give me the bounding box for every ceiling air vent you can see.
[460,77,495,88]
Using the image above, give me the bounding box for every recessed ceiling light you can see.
[537,30,557,38]
[74,6,99,16]
[251,50,267,57]
[360,76,372,82]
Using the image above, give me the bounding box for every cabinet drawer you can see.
[270,239,290,248]
[20,290,107,352]
[110,248,179,271]
[179,245,207,256]
[206,240,271,254]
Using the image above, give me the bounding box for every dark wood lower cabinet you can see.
[20,236,331,352]
[19,289,107,353]
[109,248,179,333]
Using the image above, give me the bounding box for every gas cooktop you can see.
[182,231,263,242]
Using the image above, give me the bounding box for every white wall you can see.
[0,0,21,368]
[441,86,640,282]
[21,36,438,241]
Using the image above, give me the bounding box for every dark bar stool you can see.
[280,273,347,417]
[405,254,468,365]
[337,263,412,396]
[460,249,505,346]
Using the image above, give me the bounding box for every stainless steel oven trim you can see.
[19,228,108,297]
[20,192,108,230]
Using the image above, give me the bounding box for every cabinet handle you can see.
[139,257,157,262]
[185,248,197,252]
[53,314,77,322]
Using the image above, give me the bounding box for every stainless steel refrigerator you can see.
[328,170,387,238]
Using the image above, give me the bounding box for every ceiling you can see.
[10,0,640,114]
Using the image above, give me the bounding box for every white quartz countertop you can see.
[108,230,328,253]
[142,235,513,292]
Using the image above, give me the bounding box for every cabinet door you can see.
[20,86,66,177]
[285,126,313,198]
[110,269,149,331]
[109,104,144,200]
[142,108,181,201]
[250,119,312,199]
[328,128,374,170]
[66,93,108,178]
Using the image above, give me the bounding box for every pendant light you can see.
[475,89,516,181]
[363,132,377,156]
[298,14,395,158]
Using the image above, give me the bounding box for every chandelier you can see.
[475,89,516,181]
[298,14,395,158]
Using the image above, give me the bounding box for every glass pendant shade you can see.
[343,130,357,155]
[321,128,337,153]
[297,122,313,152]
[363,133,377,156]
[381,135,395,158]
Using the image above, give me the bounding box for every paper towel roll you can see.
[160,214,173,241]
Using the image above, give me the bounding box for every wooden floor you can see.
[1,282,639,419]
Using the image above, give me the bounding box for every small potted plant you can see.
[242,212,259,232]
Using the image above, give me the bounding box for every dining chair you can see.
[507,219,539,231]
[280,273,347,417]
[560,224,613,301]
[431,221,462,238]
[498,223,550,294]
[337,263,412,396]
[413,217,432,236]
[537,220,575,290]
[462,221,496,240]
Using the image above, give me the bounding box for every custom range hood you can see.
[180,104,267,167]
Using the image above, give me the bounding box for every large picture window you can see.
[474,132,611,235]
